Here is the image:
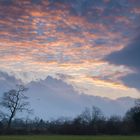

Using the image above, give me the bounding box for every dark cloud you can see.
[31,0,41,4]
[105,33,140,89]
[106,34,140,68]
[0,0,13,5]
[0,71,21,93]
[121,73,140,90]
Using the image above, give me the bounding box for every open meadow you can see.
[0,135,140,140]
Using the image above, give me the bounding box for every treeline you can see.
[0,101,140,135]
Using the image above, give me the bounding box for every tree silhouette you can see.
[0,85,31,130]
[125,99,140,133]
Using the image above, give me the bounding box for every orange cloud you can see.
[0,0,139,98]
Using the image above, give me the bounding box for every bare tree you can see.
[80,107,92,124]
[0,85,31,130]
[91,106,103,121]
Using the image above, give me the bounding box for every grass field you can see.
[0,135,140,140]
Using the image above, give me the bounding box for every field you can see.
[0,135,140,140]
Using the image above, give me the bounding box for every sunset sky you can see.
[0,0,140,99]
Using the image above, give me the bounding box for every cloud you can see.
[0,72,136,118]
[0,71,22,93]
[19,75,138,118]
[106,34,140,68]
[105,33,140,89]
[0,0,140,98]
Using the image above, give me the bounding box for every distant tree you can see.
[80,107,92,124]
[91,106,103,122]
[125,99,140,133]
[90,106,105,134]
[0,85,32,130]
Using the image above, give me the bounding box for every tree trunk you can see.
[7,114,14,130]
[7,92,19,131]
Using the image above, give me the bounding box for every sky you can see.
[0,0,140,99]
